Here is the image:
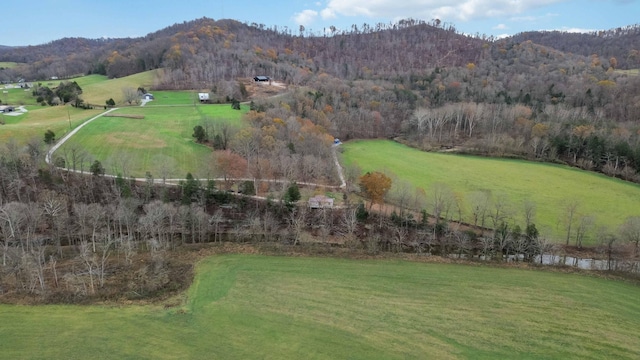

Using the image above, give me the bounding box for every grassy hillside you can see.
[341,140,640,242]
[0,61,19,69]
[58,104,247,178]
[1,255,639,359]
[75,70,161,105]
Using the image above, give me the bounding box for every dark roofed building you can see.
[254,76,270,82]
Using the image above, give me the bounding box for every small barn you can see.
[254,76,270,82]
[198,92,210,102]
[143,93,154,100]
[308,195,334,209]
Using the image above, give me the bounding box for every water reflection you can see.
[450,253,639,273]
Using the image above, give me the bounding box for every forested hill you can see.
[0,17,486,82]
[3,17,640,182]
[508,24,640,69]
[2,18,640,83]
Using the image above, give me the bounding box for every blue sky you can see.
[1,0,639,46]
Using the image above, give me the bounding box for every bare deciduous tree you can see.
[562,200,580,246]
[618,216,640,255]
[122,87,140,105]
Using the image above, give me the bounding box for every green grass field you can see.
[74,70,161,105]
[341,140,640,242]
[1,70,161,145]
[1,255,639,359]
[0,61,19,69]
[58,104,247,178]
[1,84,38,106]
[0,106,103,145]
[145,90,204,106]
[0,70,159,107]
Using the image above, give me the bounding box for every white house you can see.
[198,92,210,102]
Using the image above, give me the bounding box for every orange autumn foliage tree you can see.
[359,171,392,209]
[214,150,247,188]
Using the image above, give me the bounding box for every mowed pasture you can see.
[73,70,161,105]
[145,90,204,106]
[0,70,159,107]
[341,140,640,243]
[1,255,639,359]
[58,104,246,178]
[0,106,103,145]
[1,70,160,144]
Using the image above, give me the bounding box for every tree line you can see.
[2,141,639,303]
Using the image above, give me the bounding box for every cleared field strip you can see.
[1,255,639,359]
[342,140,640,242]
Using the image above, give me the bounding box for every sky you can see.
[1,0,639,46]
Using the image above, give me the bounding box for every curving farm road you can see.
[45,107,119,165]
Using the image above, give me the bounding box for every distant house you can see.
[198,92,210,102]
[0,105,15,113]
[254,76,270,82]
[308,195,334,209]
[143,93,154,100]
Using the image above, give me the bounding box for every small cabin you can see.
[198,92,210,102]
[308,195,334,209]
[143,93,154,100]
[254,76,270,82]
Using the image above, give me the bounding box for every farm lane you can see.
[45,107,119,165]
[332,144,346,188]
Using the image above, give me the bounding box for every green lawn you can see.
[75,70,161,105]
[0,106,103,145]
[145,90,203,106]
[341,140,640,242]
[1,255,639,359]
[57,104,247,178]
[0,84,39,105]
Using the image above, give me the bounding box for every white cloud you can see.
[319,0,567,22]
[493,23,508,30]
[321,8,337,20]
[293,9,319,26]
